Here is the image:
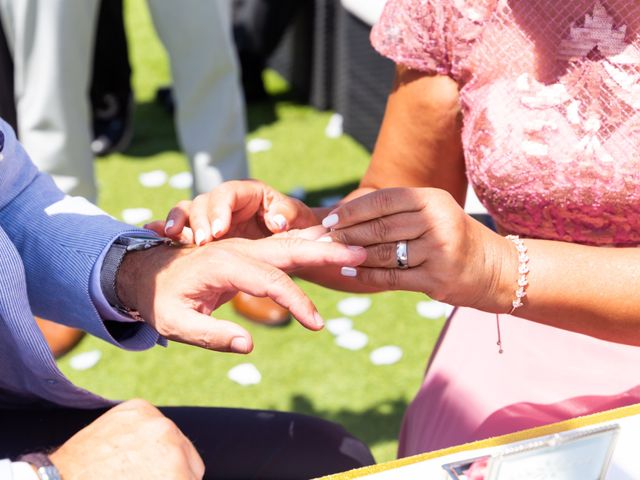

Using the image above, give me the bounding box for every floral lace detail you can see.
[373,0,640,246]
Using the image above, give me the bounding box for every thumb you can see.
[265,197,313,233]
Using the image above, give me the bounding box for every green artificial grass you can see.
[58,1,444,463]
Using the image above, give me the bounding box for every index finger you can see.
[321,188,424,230]
[236,235,368,271]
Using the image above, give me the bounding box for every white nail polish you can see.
[164,219,175,233]
[341,267,357,277]
[195,229,206,246]
[212,218,223,238]
[317,236,332,243]
[322,213,339,229]
[272,214,287,230]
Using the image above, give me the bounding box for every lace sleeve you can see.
[371,0,492,81]
[371,0,453,75]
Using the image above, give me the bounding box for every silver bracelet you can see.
[506,235,529,314]
[495,235,530,354]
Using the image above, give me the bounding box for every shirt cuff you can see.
[11,462,39,480]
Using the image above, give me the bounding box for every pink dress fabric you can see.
[371,0,640,457]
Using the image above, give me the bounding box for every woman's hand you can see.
[145,180,319,245]
[321,187,514,310]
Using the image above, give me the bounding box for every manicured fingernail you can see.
[230,337,249,354]
[212,218,223,238]
[195,229,206,246]
[347,245,365,252]
[164,219,175,233]
[272,213,287,231]
[322,213,339,228]
[341,267,357,277]
[313,311,324,328]
[317,235,332,243]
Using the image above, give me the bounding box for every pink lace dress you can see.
[371,0,640,457]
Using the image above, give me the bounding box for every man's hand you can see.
[116,229,367,353]
[50,399,204,480]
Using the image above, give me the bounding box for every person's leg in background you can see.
[232,0,306,102]
[146,0,249,196]
[90,0,135,157]
[0,0,100,202]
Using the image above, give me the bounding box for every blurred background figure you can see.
[0,0,249,356]
[0,0,248,201]
[90,0,134,157]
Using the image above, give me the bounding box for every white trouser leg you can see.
[0,0,100,202]
[147,0,249,195]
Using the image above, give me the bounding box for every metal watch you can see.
[100,234,173,320]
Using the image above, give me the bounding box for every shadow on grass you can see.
[301,181,360,207]
[290,394,407,450]
[119,87,303,159]
[115,100,181,158]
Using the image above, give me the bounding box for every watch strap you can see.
[101,242,128,310]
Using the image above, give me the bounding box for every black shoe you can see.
[155,86,175,115]
[91,92,134,156]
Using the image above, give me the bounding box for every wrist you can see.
[116,245,190,319]
[476,231,519,313]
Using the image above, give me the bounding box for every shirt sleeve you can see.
[371,0,491,83]
[10,463,39,480]
[0,119,161,351]
[371,0,453,76]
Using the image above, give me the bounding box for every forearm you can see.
[489,236,640,345]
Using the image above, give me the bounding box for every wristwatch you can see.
[18,453,62,480]
[100,234,173,320]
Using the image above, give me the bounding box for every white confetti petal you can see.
[337,297,372,317]
[139,170,168,188]
[370,346,403,365]
[247,138,272,153]
[319,195,343,208]
[69,350,102,371]
[336,330,368,351]
[121,208,153,225]
[288,186,307,200]
[325,113,343,138]
[326,317,353,336]
[169,171,194,190]
[416,300,454,320]
[228,363,261,386]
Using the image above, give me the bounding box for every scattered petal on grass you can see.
[416,300,454,320]
[69,350,102,371]
[370,346,403,366]
[337,297,372,317]
[288,186,307,201]
[325,113,343,138]
[247,138,272,153]
[122,208,153,225]
[228,363,262,386]
[336,330,368,351]
[138,170,168,188]
[319,195,343,208]
[326,317,353,336]
[169,171,193,190]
